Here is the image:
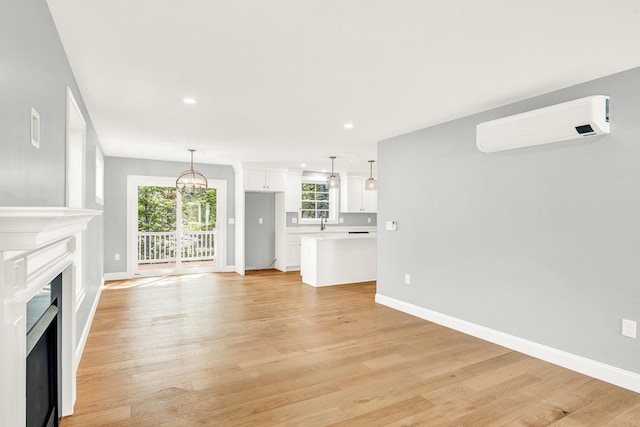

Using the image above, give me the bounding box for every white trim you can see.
[75,278,103,369]
[234,163,245,275]
[95,148,104,205]
[65,88,86,209]
[104,272,133,281]
[375,293,640,394]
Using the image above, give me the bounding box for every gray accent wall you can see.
[103,157,235,273]
[377,67,640,374]
[1,0,104,347]
[246,192,276,270]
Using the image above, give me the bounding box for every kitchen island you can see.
[300,232,376,286]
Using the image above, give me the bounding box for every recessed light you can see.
[344,122,354,129]
[300,163,307,168]
[183,98,197,104]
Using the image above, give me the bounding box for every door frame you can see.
[126,175,227,276]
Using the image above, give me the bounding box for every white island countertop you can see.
[300,232,376,287]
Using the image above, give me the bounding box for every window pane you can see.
[302,201,316,210]
[302,183,316,191]
[318,210,329,218]
[302,192,315,200]
[317,184,329,192]
[316,192,329,201]
[301,210,316,218]
[317,202,329,210]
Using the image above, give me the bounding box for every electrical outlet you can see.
[228,218,235,225]
[291,217,298,224]
[367,217,372,223]
[622,319,637,338]
[114,253,120,261]
[404,274,411,285]
[258,218,263,224]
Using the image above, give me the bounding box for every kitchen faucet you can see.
[320,217,326,231]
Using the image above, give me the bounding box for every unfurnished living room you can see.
[2,0,640,426]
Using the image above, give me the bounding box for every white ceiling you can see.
[46,0,640,174]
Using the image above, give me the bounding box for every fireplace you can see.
[0,208,101,427]
[26,274,62,427]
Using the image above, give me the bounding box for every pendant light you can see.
[176,149,208,196]
[364,160,377,191]
[327,156,339,189]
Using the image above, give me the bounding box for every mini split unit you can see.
[476,95,610,153]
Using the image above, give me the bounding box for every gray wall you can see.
[245,192,276,270]
[1,0,104,346]
[378,67,640,374]
[103,157,235,273]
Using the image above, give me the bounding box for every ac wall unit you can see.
[476,95,610,153]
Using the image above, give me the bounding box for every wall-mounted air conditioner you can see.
[476,95,610,153]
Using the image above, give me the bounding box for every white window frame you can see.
[298,176,339,224]
[95,147,104,205]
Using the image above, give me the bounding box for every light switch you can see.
[228,218,235,225]
[385,220,397,231]
[258,218,263,224]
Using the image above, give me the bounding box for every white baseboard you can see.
[75,279,104,368]
[375,293,640,394]
[223,265,236,272]
[104,271,132,281]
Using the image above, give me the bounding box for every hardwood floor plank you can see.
[60,271,640,426]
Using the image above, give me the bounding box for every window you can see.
[301,182,330,219]
[299,176,339,223]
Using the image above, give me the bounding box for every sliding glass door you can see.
[129,176,225,275]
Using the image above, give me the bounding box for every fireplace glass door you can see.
[26,274,62,427]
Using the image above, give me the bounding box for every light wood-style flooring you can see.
[61,270,640,426]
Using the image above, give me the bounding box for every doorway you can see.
[127,176,226,275]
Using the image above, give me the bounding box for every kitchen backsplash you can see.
[286,212,377,227]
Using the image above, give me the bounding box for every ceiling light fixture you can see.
[183,98,196,104]
[327,156,339,189]
[176,149,208,196]
[344,122,354,129]
[365,160,377,191]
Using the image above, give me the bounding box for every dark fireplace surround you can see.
[0,208,100,427]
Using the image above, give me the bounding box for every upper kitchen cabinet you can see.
[340,173,377,213]
[284,172,302,212]
[245,169,286,192]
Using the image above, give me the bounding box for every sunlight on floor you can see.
[105,273,211,290]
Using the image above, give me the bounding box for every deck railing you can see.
[138,230,216,264]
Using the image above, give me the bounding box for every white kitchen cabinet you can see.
[245,170,286,192]
[285,173,302,212]
[286,234,301,268]
[340,174,377,213]
[300,233,376,286]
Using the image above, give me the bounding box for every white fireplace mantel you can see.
[0,207,101,427]
[0,207,101,251]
